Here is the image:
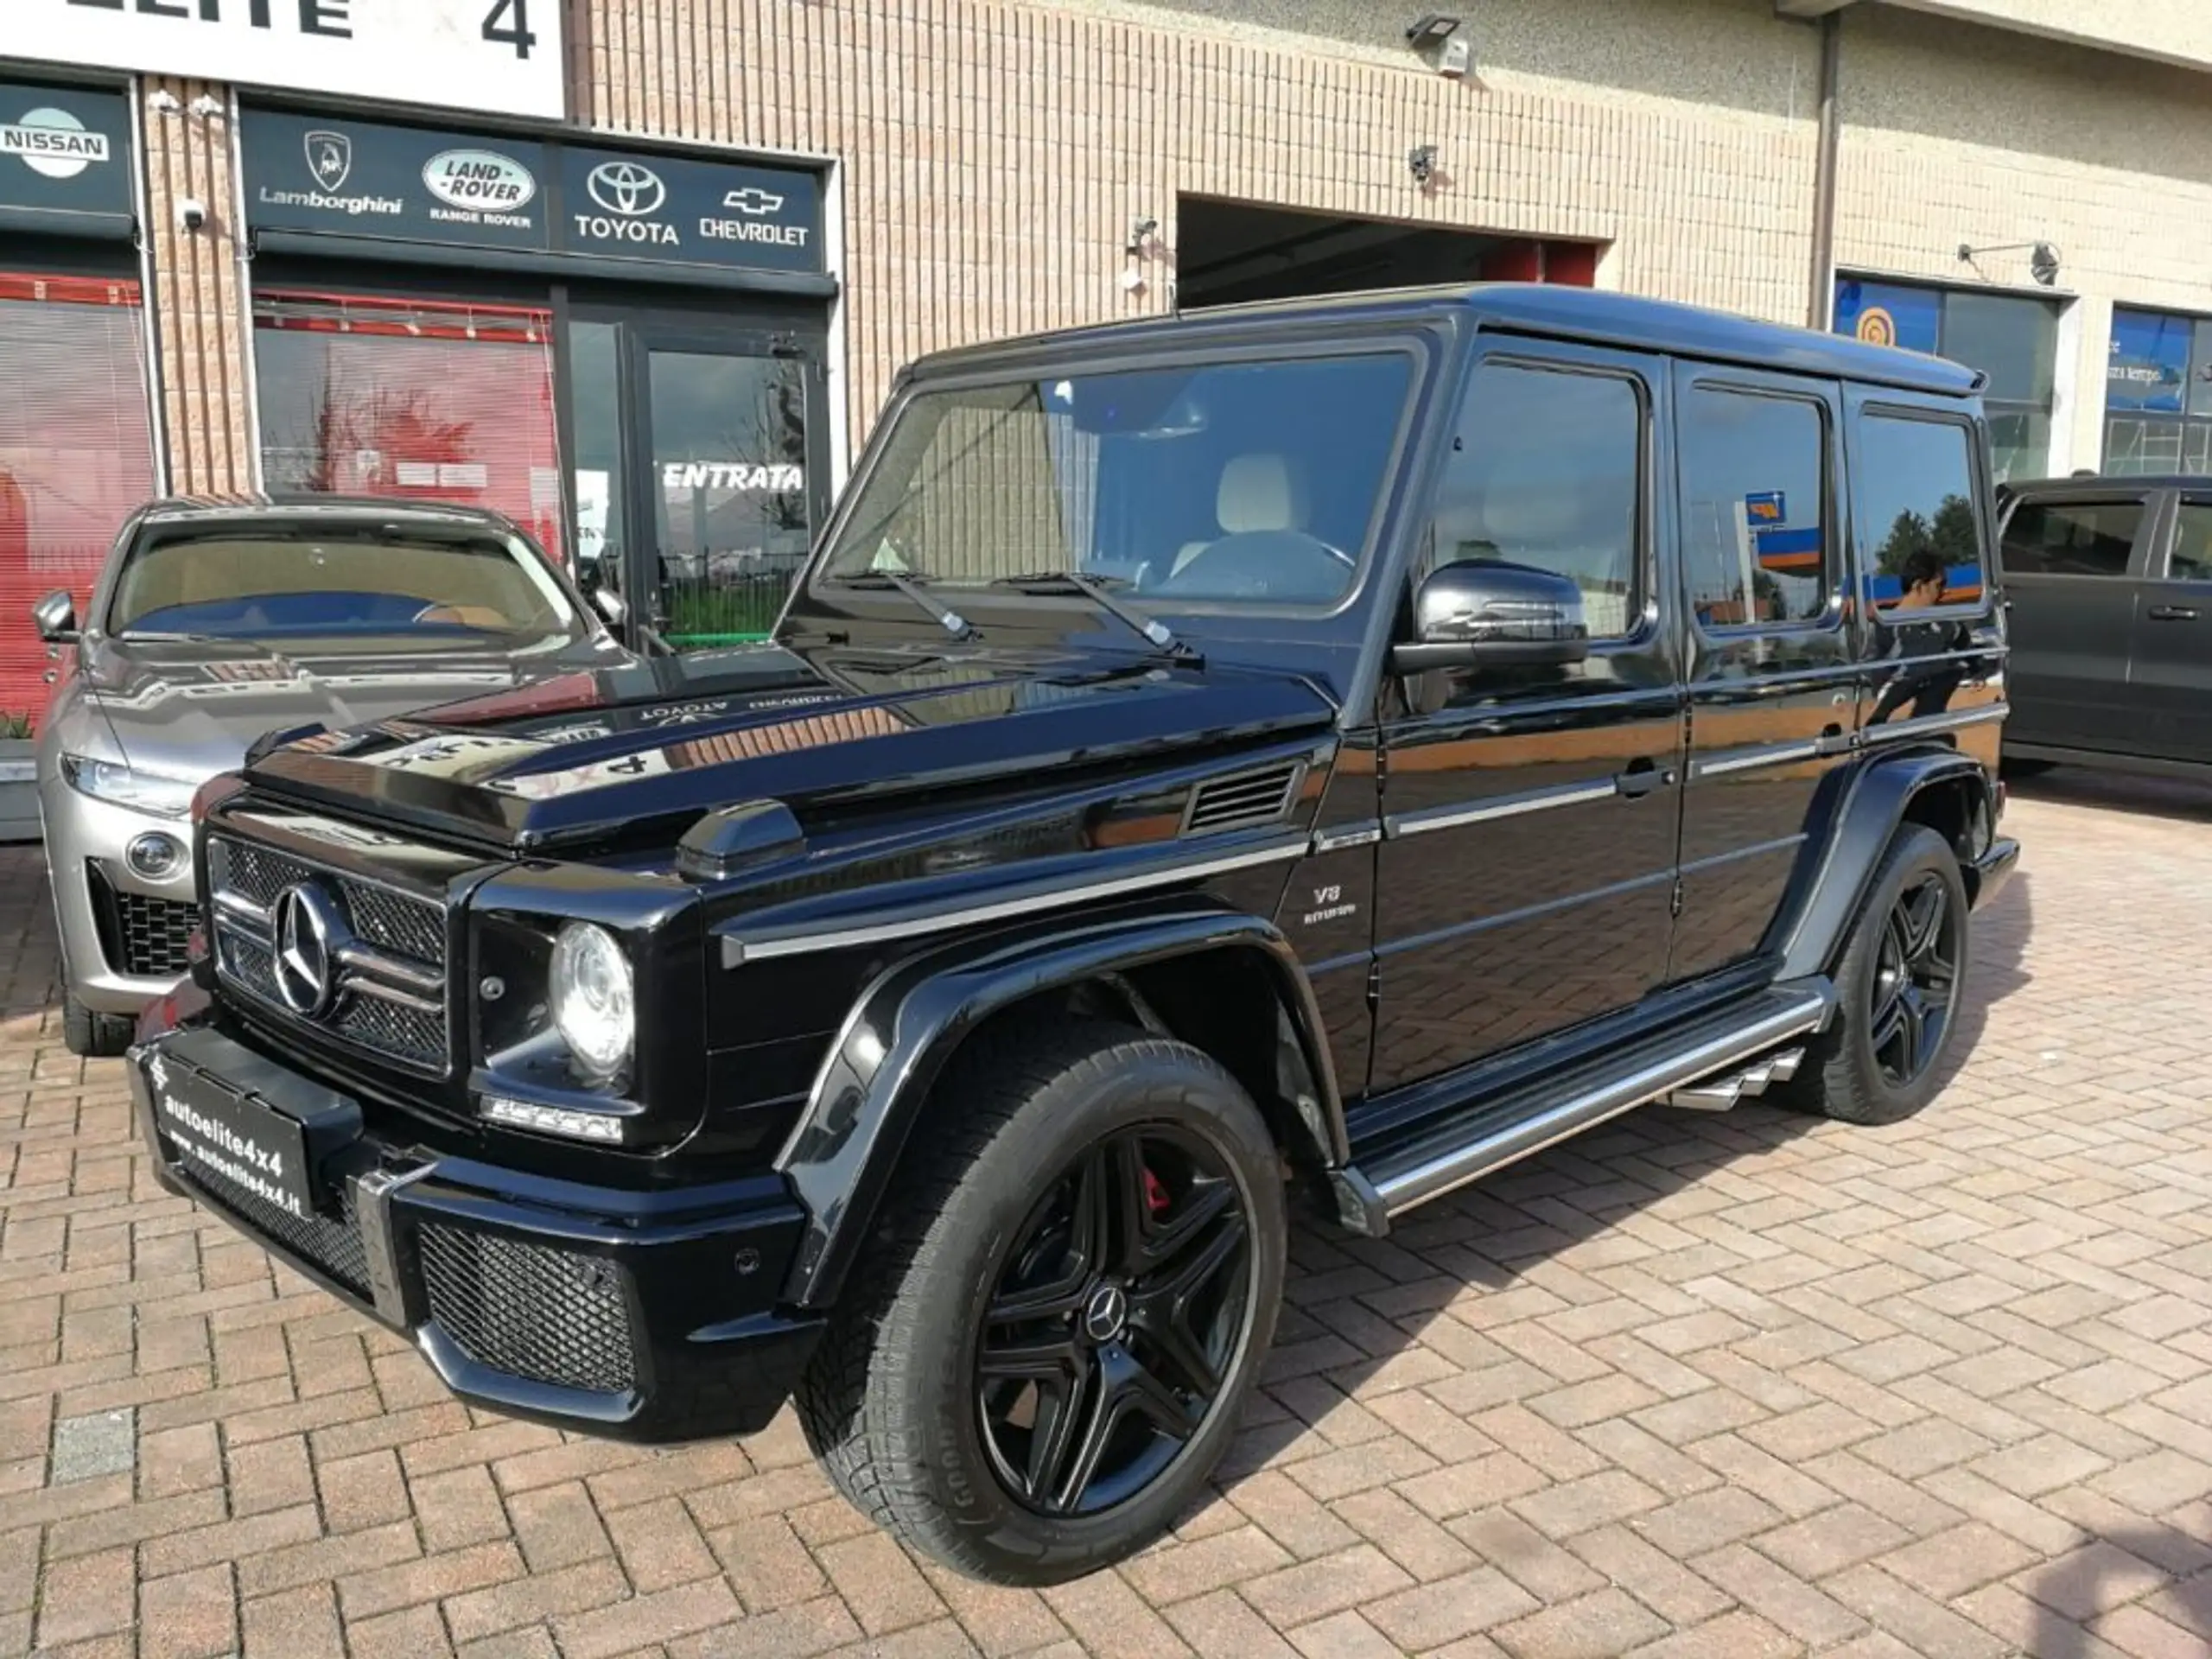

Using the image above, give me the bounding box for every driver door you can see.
[1370,342,1683,1093]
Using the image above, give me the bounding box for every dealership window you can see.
[0,273,157,724]
[2102,306,2212,475]
[253,292,564,558]
[1834,278,2061,483]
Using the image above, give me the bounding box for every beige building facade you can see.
[2,0,2209,709]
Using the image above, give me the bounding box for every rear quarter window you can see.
[1853,412,1985,613]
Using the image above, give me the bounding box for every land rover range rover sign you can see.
[22,0,565,120]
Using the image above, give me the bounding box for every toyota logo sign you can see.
[587,160,665,217]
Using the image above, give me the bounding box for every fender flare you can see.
[772,894,1343,1307]
[1775,746,1995,982]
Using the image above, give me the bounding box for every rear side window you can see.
[1679,386,1830,626]
[2173,502,2212,581]
[1999,500,2143,576]
[1853,415,1984,613]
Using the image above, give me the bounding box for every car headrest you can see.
[1217,454,1308,535]
[1471,473,1582,548]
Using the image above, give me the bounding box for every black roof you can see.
[918,283,1983,399]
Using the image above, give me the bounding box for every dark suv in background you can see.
[1998,474,2212,775]
[128,286,2014,1584]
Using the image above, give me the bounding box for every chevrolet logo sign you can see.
[722,188,785,216]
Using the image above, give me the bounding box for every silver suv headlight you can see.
[550,921,634,1081]
[60,753,196,818]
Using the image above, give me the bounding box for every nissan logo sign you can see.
[586,160,665,217]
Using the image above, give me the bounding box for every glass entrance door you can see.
[564,308,828,652]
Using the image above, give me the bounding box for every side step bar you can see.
[1333,982,1833,1234]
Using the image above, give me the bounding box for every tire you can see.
[1783,823,1969,1126]
[63,988,135,1058]
[796,1018,1287,1586]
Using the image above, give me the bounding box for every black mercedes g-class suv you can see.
[130,285,2016,1585]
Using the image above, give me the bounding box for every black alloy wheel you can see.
[1868,870,1961,1089]
[976,1125,1251,1517]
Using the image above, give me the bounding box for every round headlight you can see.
[550,922,634,1081]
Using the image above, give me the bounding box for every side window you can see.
[1853,414,1983,613]
[2171,502,2212,581]
[1999,500,2142,576]
[1421,359,1643,639]
[1679,386,1830,626]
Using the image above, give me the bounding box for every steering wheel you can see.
[1157,530,1354,601]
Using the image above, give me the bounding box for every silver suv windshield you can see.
[817,352,1414,610]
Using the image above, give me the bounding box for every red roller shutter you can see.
[254,291,564,561]
[0,273,156,728]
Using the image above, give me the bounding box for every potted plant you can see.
[0,710,36,843]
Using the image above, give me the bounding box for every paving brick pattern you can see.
[10,769,2212,1657]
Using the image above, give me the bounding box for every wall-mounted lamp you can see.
[1408,144,1440,188]
[1121,214,1160,294]
[1957,239,2061,287]
[1405,15,1471,75]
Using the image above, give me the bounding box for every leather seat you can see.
[1171,453,1312,577]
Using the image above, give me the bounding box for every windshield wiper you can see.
[988,572,1199,664]
[826,569,978,641]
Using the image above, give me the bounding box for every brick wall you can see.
[139,79,254,496]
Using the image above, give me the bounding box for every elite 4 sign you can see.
[22,0,564,120]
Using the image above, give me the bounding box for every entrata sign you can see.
[0,79,134,233]
[240,108,827,281]
[21,0,564,121]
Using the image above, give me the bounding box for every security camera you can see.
[145,90,181,116]
[1408,145,1440,187]
[188,94,225,119]
[176,198,208,233]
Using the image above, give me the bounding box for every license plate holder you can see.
[140,1027,364,1217]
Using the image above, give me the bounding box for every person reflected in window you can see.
[1872,548,1967,725]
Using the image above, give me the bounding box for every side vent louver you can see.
[1182,763,1302,835]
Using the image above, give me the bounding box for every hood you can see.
[240,641,1340,853]
[79,632,630,783]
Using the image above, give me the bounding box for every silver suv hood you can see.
[76,632,629,779]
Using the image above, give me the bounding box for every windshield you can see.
[817,352,1414,608]
[106,529,587,646]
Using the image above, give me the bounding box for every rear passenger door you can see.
[2126,490,2212,764]
[1666,363,1857,986]
[1996,493,2157,753]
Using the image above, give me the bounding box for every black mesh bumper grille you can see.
[176,1150,371,1297]
[87,864,197,978]
[214,838,448,967]
[216,931,446,1070]
[418,1224,638,1395]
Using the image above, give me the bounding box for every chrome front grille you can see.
[207,835,451,1075]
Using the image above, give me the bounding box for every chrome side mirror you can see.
[32,590,79,645]
[1393,560,1590,673]
[590,586,627,626]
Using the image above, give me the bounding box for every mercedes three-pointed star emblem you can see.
[272,884,343,1018]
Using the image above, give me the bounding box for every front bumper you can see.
[130,1015,823,1442]
[43,778,197,1014]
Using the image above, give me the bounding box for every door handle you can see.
[2148,605,2199,622]
[1615,759,1671,798]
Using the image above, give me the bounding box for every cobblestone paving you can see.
[8,769,2212,1657]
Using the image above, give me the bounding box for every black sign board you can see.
[245,109,552,251]
[559,142,822,277]
[0,78,134,236]
[240,108,826,284]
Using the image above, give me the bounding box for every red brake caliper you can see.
[1142,1168,1171,1217]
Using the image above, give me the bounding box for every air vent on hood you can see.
[1183,763,1302,835]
